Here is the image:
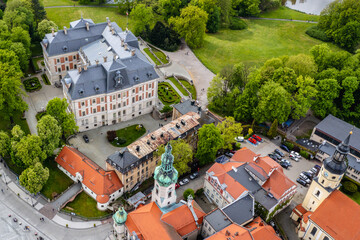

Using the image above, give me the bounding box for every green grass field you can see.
[110,124,146,147]
[168,77,189,96]
[259,6,319,22]
[41,157,74,200]
[152,48,169,64]
[46,7,131,29]
[179,79,196,100]
[42,0,76,6]
[0,112,30,136]
[193,19,339,73]
[143,48,161,65]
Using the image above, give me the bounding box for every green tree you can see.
[46,98,78,138]
[191,0,220,33]
[11,27,31,57]
[37,115,62,156]
[0,61,27,120]
[14,135,46,167]
[183,188,195,200]
[130,4,153,36]
[9,42,28,72]
[216,116,243,150]
[253,81,291,123]
[160,0,182,20]
[169,6,208,48]
[19,162,49,194]
[31,0,46,26]
[234,77,260,122]
[267,119,278,138]
[312,79,341,118]
[37,19,57,39]
[310,44,331,72]
[10,125,25,167]
[272,67,297,93]
[291,76,318,119]
[285,54,317,77]
[341,77,358,110]
[217,0,231,27]
[11,125,25,142]
[196,124,223,166]
[155,139,193,176]
[3,7,34,31]
[0,131,10,157]
[232,0,261,17]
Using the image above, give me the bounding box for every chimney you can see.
[131,49,135,56]
[95,59,99,66]
[86,22,90,31]
[126,27,129,33]
[111,28,115,35]
[124,43,128,51]
[103,56,107,62]
[121,38,124,47]
[51,28,55,37]
[63,26,67,35]
[78,64,82,73]
[225,230,230,236]
[83,64,88,71]
[106,17,111,26]
[113,54,118,61]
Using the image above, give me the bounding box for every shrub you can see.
[23,77,42,92]
[161,105,173,113]
[183,188,195,200]
[41,61,45,66]
[36,111,47,121]
[135,124,143,131]
[195,188,204,197]
[148,21,181,52]
[343,181,358,194]
[229,17,247,30]
[284,141,294,150]
[41,74,51,85]
[299,150,310,159]
[117,137,126,145]
[107,131,117,142]
[306,25,330,42]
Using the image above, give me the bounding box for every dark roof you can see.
[323,156,347,175]
[315,114,360,151]
[222,193,254,225]
[106,148,139,172]
[70,18,95,28]
[173,100,201,115]
[245,164,268,182]
[204,209,231,232]
[227,165,261,193]
[253,189,278,210]
[319,142,360,171]
[215,155,229,164]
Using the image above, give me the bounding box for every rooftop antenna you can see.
[81,12,83,21]
[126,11,129,28]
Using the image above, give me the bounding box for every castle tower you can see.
[302,131,352,212]
[152,143,178,208]
[112,207,127,239]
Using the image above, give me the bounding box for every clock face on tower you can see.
[324,171,329,177]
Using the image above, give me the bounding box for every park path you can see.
[242,17,318,23]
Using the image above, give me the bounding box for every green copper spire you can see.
[154,143,178,187]
[113,207,127,225]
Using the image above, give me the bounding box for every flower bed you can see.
[23,77,42,92]
[158,82,181,105]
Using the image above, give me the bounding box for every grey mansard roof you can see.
[107,149,139,172]
[70,18,95,28]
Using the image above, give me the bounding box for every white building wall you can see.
[152,181,176,208]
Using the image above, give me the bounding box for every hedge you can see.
[306,25,330,42]
[229,17,247,30]
[300,150,310,159]
[342,181,358,194]
[158,82,181,105]
[41,74,51,85]
[284,141,294,150]
[23,77,42,92]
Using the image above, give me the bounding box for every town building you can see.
[310,114,360,183]
[112,142,206,240]
[55,146,123,210]
[41,17,159,132]
[204,148,296,221]
[106,112,200,192]
[291,131,360,239]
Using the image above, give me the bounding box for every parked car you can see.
[280,161,290,169]
[252,134,262,142]
[297,178,308,187]
[290,151,300,158]
[248,137,257,144]
[299,173,311,184]
[273,152,282,160]
[235,136,244,142]
[230,150,236,154]
[290,155,300,162]
[280,144,290,152]
[268,153,278,161]
[83,135,89,143]
[175,183,180,189]
[303,171,313,179]
[179,178,190,186]
[275,149,285,157]
[189,172,199,180]
[314,165,321,170]
[281,159,292,166]
[311,167,320,175]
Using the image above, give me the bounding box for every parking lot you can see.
[241,135,319,205]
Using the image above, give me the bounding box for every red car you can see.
[252,134,262,142]
[175,183,180,189]
[248,137,257,144]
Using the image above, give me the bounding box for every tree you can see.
[196,124,223,166]
[10,125,25,167]
[312,79,341,118]
[291,76,318,119]
[0,131,10,157]
[169,6,208,48]
[310,44,331,72]
[232,0,261,17]
[253,81,291,123]
[217,0,231,27]
[267,119,278,138]
[37,19,57,39]
[3,6,34,31]
[37,115,62,156]
[31,0,46,26]
[148,21,181,51]
[183,188,195,200]
[234,77,260,122]
[160,0,182,20]
[14,135,46,167]
[9,42,28,72]
[0,62,27,119]
[11,27,31,57]
[272,67,297,93]
[46,98,78,138]
[285,54,317,77]
[341,77,358,110]
[191,0,220,33]
[19,162,49,194]
[155,139,193,176]
[130,4,154,36]
[216,116,243,150]
[118,0,135,15]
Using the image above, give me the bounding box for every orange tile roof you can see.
[205,223,252,240]
[161,201,206,236]
[56,146,123,203]
[245,217,281,240]
[309,190,360,240]
[292,204,307,218]
[262,168,296,199]
[125,202,182,240]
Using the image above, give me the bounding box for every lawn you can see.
[180,79,196,100]
[32,57,43,71]
[41,157,74,200]
[347,191,360,205]
[143,48,161,65]
[158,82,181,105]
[64,191,111,218]
[0,111,30,136]
[110,124,146,147]
[46,7,132,29]
[193,20,339,73]
[152,48,169,64]
[41,0,76,6]
[30,43,43,57]
[168,77,189,96]
[259,6,319,22]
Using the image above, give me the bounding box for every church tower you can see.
[112,207,127,239]
[152,143,178,208]
[302,131,352,212]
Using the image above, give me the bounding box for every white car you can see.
[299,173,311,184]
[235,136,244,142]
[290,155,300,162]
[290,151,300,157]
[179,178,190,186]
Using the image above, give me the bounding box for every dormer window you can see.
[78,89,84,95]
[94,84,100,92]
[133,75,139,81]
[114,70,123,88]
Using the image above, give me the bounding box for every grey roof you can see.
[204,209,231,232]
[173,100,201,115]
[222,193,254,226]
[320,142,360,171]
[253,188,278,210]
[315,114,360,151]
[245,164,268,182]
[106,149,139,172]
[227,164,261,193]
[127,192,145,206]
[70,18,95,28]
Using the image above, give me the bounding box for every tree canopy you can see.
[196,123,223,166]
[14,134,47,167]
[130,4,154,36]
[37,115,62,156]
[19,162,49,194]
[37,19,57,39]
[216,116,243,150]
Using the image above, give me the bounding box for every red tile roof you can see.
[262,168,295,199]
[292,204,307,218]
[126,202,182,240]
[246,217,281,240]
[56,146,123,203]
[309,190,360,240]
[161,201,206,236]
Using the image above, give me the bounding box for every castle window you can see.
[156,189,159,195]
[321,180,324,184]
[310,227,317,236]
[168,192,172,198]
[323,237,329,240]
[315,190,320,197]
